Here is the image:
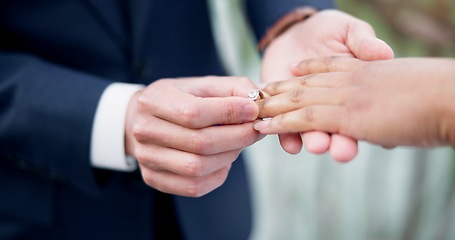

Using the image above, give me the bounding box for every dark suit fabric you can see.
[0,0,333,239]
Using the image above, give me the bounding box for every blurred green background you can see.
[336,0,455,57]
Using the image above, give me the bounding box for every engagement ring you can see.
[248,90,266,101]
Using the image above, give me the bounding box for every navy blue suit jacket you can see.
[0,0,333,239]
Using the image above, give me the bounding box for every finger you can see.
[346,20,394,60]
[329,134,358,162]
[261,71,353,98]
[278,133,303,154]
[135,143,241,177]
[301,131,330,154]
[290,57,367,76]
[134,116,264,155]
[254,106,345,135]
[168,96,259,127]
[257,87,342,119]
[139,83,259,128]
[141,164,231,197]
[178,76,258,97]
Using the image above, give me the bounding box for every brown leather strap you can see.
[258,7,318,51]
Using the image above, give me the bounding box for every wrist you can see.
[258,7,317,52]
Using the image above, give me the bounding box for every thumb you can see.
[346,21,394,61]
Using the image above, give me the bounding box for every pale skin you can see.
[261,9,394,162]
[254,57,455,155]
[123,9,397,197]
[125,76,264,197]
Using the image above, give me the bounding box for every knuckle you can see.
[142,174,158,189]
[184,180,206,198]
[290,89,304,105]
[298,76,308,87]
[184,156,205,177]
[303,107,315,122]
[132,123,148,142]
[184,166,230,198]
[132,120,161,143]
[270,81,280,93]
[136,153,160,172]
[134,147,147,164]
[224,102,238,123]
[179,104,201,127]
[323,56,338,71]
[136,94,149,111]
[141,79,174,107]
[190,132,213,154]
[298,74,314,87]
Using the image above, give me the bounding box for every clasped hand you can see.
[124,76,263,197]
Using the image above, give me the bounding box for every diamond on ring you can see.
[248,90,260,101]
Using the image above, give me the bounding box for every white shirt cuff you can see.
[91,82,145,172]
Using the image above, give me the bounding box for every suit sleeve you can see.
[0,53,111,196]
[245,0,335,42]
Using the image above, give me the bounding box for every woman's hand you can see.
[260,9,394,161]
[255,57,455,150]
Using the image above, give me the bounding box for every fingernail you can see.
[253,119,270,131]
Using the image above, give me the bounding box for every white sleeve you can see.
[90,82,145,172]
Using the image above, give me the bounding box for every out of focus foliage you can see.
[336,0,455,57]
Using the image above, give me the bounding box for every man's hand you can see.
[260,9,394,162]
[124,76,263,197]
